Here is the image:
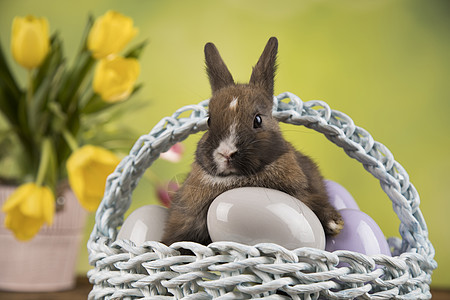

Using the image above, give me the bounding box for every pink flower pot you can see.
[0,184,88,292]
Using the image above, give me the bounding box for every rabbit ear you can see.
[249,37,278,96]
[205,42,234,94]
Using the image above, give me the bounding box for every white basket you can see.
[87,92,436,299]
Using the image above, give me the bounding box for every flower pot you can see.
[0,183,88,292]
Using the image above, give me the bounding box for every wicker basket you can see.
[87,92,437,299]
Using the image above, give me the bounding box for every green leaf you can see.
[0,128,13,158]
[0,39,21,99]
[46,62,66,106]
[125,40,148,59]
[29,70,53,132]
[46,137,58,188]
[17,92,29,139]
[48,101,68,133]
[57,14,95,110]
[129,83,143,97]
[33,33,65,93]
[77,14,94,54]
[81,83,143,115]
[82,121,138,153]
[30,62,66,136]
[59,50,95,109]
[0,136,23,183]
[80,93,110,114]
[0,87,17,126]
[0,39,23,127]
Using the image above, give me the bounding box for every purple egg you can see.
[325,209,391,256]
[324,180,359,211]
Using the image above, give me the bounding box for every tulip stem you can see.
[62,129,79,152]
[36,138,51,186]
[27,70,33,105]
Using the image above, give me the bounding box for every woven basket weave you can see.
[87,92,437,299]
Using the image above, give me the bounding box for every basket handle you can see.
[88,92,434,261]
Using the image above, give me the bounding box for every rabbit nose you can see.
[220,151,236,162]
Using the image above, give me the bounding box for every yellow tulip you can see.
[87,10,138,59]
[67,145,120,212]
[2,183,55,241]
[93,56,140,102]
[11,15,50,69]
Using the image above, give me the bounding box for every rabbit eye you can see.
[253,114,262,128]
[207,117,211,127]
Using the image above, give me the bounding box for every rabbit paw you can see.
[325,216,344,236]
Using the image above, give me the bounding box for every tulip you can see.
[93,56,140,102]
[66,145,120,212]
[156,181,179,208]
[87,10,138,59]
[11,15,50,69]
[160,143,185,163]
[2,183,55,241]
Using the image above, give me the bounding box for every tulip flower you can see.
[2,183,55,241]
[156,181,179,208]
[92,56,140,103]
[11,15,50,69]
[87,10,138,59]
[160,143,185,163]
[66,145,120,212]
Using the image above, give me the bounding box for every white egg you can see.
[207,187,325,250]
[117,205,168,246]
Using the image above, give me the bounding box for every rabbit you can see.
[161,37,344,246]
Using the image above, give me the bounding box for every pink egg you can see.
[325,209,391,256]
[324,180,359,211]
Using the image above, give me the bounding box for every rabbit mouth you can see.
[212,129,240,176]
[214,152,239,176]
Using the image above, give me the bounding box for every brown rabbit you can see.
[162,37,343,246]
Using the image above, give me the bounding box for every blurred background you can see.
[1,0,449,289]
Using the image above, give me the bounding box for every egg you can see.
[207,187,325,250]
[325,209,391,256]
[324,180,359,211]
[117,205,168,246]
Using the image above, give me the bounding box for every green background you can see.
[1,0,449,288]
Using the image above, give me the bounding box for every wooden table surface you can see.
[0,277,448,299]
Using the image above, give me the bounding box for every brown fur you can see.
[162,37,343,246]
